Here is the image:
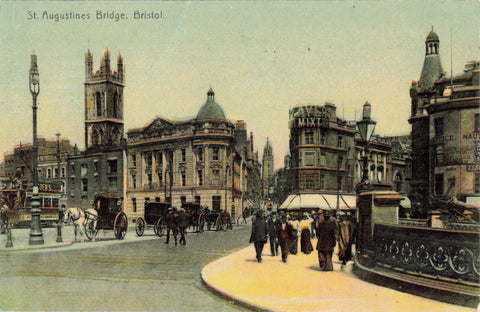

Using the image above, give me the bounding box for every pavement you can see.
[0,223,158,252]
[0,225,477,312]
[201,240,478,312]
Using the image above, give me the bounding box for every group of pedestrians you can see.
[249,208,355,270]
[164,207,188,246]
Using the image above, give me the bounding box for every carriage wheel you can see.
[155,218,165,237]
[85,222,97,240]
[114,212,128,239]
[135,217,145,237]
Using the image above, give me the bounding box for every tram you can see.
[0,184,60,227]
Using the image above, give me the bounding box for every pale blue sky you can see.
[1,1,478,168]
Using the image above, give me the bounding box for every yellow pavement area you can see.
[201,240,476,312]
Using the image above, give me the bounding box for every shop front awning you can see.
[279,193,356,211]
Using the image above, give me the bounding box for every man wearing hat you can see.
[267,211,279,256]
[177,208,188,245]
[316,210,336,271]
[249,209,268,263]
[276,212,295,263]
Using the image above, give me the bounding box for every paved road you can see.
[0,224,252,311]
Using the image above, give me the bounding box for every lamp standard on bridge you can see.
[29,52,44,245]
[355,101,376,194]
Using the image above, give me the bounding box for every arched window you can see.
[112,91,118,118]
[96,92,102,117]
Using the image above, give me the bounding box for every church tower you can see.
[262,138,274,199]
[84,49,124,150]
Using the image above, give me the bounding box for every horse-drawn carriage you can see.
[203,208,232,231]
[135,201,171,236]
[181,202,205,233]
[83,194,128,240]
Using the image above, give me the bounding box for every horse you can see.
[64,207,98,242]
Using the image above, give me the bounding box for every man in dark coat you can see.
[267,211,279,256]
[177,208,189,245]
[165,208,178,245]
[316,211,336,271]
[250,209,268,263]
[276,212,294,263]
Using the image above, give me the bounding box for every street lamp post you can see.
[355,101,377,194]
[29,53,44,245]
[56,132,63,242]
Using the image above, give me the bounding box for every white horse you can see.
[65,207,98,242]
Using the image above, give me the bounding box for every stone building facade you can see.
[125,89,255,221]
[288,103,356,194]
[409,28,480,211]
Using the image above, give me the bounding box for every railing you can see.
[374,223,480,285]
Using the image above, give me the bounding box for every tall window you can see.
[212,147,220,161]
[195,196,201,204]
[475,113,480,132]
[306,173,316,189]
[435,173,444,196]
[108,159,117,173]
[181,196,186,205]
[158,172,163,185]
[181,171,186,186]
[198,148,203,161]
[47,168,52,179]
[132,198,137,212]
[305,152,315,166]
[132,175,136,189]
[337,136,343,147]
[132,154,137,167]
[434,117,444,138]
[96,92,102,117]
[81,179,88,192]
[145,152,152,167]
[197,170,203,186]
[156,151,162,166]
[61,167,65,178]
[81,164,88,177]
[305,131,314,144]
[319,174,325,189]
[475,173,480,193]
[181,149,186,162]
[212,195,221,211]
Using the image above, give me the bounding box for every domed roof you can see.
[426,28,439,42]
[196,88,226,120]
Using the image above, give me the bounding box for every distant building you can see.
[1,138,76,208]
[261,138,274,199]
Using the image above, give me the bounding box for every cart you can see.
[85,194,128,240]
[135,202,171,236]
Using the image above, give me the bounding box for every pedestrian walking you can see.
[337,212,353,268]
[276,212,294,263]
[249,209,268,263]
[267,211,279,256]
[316,210,336,271]
[299,213,313,254]
[177,208,188,245]
[310,210,317,239]
[164,208,178,245]
[288,214,299,255]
